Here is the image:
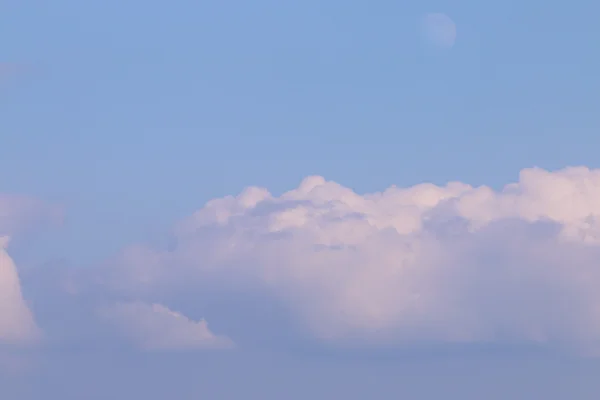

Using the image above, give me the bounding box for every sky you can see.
[2,0,600,398]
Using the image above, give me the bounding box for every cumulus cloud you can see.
[99,302,234,351]
[0,237,41,345]
[93,166,600,355]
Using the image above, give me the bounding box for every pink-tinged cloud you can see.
[96,166,600,355]
[0,193,63,346]
[0,237,41,345]
[99,302,234,350]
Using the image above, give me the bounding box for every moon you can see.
[421,13,457,49]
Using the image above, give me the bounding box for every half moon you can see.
[421,13,457,49]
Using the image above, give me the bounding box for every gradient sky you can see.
[3,0,600,398]
[2,0,600,262]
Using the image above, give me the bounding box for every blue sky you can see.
[3,0,600,262]
[3,0,600,398]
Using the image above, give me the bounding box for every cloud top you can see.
[97,166,600,354]
[8,166,600,356]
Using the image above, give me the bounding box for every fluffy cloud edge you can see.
[0,192,63,348]
[87,166,600,356]
[98,302,234,351]
[0,237,42,346]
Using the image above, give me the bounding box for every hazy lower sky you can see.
[2,0,600,398]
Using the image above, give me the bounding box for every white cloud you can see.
[94,166,600,354]
[0,237,41,345]
[99,302,234,351]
